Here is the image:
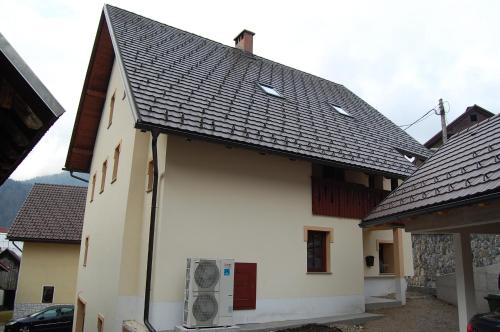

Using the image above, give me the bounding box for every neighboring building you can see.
[0,33,65,185]
[7,183,86,318]
[424,105,494,149]
[0,249,20,310]
[362,114,500,332]
[65,5,431,331]
[0,227,23,256]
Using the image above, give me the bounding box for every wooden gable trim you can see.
[65,12,115,173]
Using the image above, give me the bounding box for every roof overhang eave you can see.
[6,236,81,244]
[134,121,414,180]
[360,189,500,229]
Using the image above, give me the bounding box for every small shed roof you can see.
[362,113,500,227]
[0,33,65,184]
[8,184,86,243]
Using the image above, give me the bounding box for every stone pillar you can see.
[393,228,406,305]
[454,232,477,332]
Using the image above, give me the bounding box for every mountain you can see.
[0,172,88,228]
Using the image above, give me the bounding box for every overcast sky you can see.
[2,0,499,181]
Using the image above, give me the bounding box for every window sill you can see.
[307,272,332,275]
[146,189,152,193]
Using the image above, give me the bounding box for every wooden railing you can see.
[311,178,389,219]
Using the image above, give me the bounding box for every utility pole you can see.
[438,98,448,145]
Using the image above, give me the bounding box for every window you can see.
[97,314,104,332]
[146,160,154,192]
[60,307,74,316]
[100,160,107,193]
[108,91,115,128]
[258,84,282,97]
[329,103,351,117]
[39,308,58,319]
[83,236,89,267]
[41,286,54,303]
[90,174,96,202]
[378,241,395,274]
[304,227,333,273]
[233,263,257,310]
[112,143,121,183]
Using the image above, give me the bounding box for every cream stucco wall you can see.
[16,242,79,304]
[140,136,365,329]
[75,59,149,332]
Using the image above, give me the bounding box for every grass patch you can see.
[0,310,13,323]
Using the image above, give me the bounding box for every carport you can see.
[361,114,500,332]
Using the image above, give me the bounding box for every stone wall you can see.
[409,234,500,288]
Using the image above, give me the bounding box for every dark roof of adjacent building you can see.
[424,105,495,149]
[0,33,65,185]
[362,114,500,226]
[65,5,431,177]
[8,184,86,243]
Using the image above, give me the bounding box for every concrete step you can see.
[365,296,402,311]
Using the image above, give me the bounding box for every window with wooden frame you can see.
[97,314,104,332]
[108,91,115,128]
[90,174,96,202]
[112,143,121,183]
[146,160,154,192]
[41,285,55,303]
[83,236,89,267]
[100,160,107,193]
[304,226,333,273]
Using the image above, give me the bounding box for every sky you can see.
[2,0,499,180]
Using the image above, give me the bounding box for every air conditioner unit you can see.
[183,258,234,328]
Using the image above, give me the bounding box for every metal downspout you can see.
[144,130,159,332]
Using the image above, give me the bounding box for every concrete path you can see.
[238,312,382,332]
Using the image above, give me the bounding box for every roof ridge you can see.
[32,183,87,189]
[103,4,346,89]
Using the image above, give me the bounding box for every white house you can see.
[65,5,431,331]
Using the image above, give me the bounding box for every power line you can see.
[398,105,438,130]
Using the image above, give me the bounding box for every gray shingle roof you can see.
[104,5,430,177]
[8,184,86,243]
[363,114,500,225]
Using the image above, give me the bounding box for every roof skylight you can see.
[330,103,351,117]
[259,84,282,97]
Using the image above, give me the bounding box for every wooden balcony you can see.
[311,177,390,219]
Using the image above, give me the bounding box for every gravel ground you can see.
[362,294,458,332]
[276,294,459,332]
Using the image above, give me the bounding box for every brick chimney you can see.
[234,30,255,53]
